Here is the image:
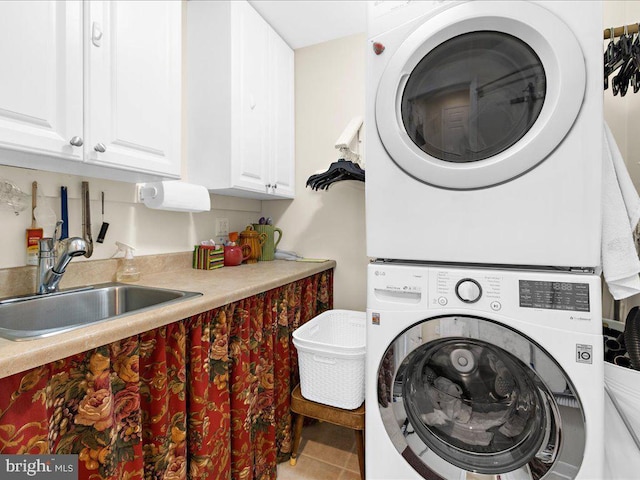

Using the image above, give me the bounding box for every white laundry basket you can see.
[293,310,365,409]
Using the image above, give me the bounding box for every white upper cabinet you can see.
[187,0,295,200]
[85,1,181,177]
[269,29,295,198]
[0,0,181,181]
[232,2,270,193]
[0,1,83,162]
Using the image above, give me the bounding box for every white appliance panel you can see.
[366,263,604,480]
[365,0,602,268]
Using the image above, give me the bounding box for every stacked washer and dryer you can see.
[365,2,604,479]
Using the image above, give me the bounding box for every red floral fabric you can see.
[0,270,332,480]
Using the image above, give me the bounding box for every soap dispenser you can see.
[115,241,140,282]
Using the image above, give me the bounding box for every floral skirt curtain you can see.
[0,270,332,480]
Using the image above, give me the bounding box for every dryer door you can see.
[378,315,586,479]
[375,1,585,190]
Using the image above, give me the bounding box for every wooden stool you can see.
[289,384,365,480]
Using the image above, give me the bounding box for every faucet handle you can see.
[54,220,63,241]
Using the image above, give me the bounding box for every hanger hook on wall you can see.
[305,117,365,191]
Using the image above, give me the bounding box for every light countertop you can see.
[0,259,335,379]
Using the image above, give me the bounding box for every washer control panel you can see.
[430,269,503,310]
[368,263,601,335]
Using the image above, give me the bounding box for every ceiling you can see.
[247,1,366,49]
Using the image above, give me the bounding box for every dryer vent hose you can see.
[624,306,640,370]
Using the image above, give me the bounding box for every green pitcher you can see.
[252,224,283,261]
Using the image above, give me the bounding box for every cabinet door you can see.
[231,1,270,193]
[269,30,295,199]
[0,1,83,162]
[86,0,181,178]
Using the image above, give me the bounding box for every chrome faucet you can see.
[37,237,88,294]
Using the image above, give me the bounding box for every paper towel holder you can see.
[136,181,211,212]
[138,185,159,201]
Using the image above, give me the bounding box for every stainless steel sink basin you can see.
[0,283,202,341]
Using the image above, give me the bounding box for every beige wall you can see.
[262,34,368,311]
[603,1,640,320]
[0,164,260,269]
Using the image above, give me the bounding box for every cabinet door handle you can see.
[266,184,272,189]
[92,22,103,47]
[94,143,107,153]
[69,136,83,147]
[273,184,278,190]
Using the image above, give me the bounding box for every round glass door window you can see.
[401,31,546,163]
[377,316,586,478]
[402,338,546,473]
[375,1,586,189]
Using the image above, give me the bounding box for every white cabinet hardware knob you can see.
[94,143,106,153]
[69,136,83,147]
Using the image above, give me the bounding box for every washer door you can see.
[378,315,586,479]
[375,1,585,189]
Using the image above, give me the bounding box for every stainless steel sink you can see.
[0,283,202,341]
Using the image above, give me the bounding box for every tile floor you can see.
[277,421,361,480]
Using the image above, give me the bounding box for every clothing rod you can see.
[604,23,639,39]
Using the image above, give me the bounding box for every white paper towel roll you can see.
[138,181,211,212]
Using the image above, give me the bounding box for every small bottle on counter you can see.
[115,241,140,282]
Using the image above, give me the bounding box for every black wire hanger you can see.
[306,117,365,191]
[605,23,640,96]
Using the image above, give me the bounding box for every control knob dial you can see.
[455,278,482,303]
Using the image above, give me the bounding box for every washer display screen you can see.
[519,280,589,312]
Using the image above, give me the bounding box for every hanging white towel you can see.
[604,362,640,479]
[602,123,640,299]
